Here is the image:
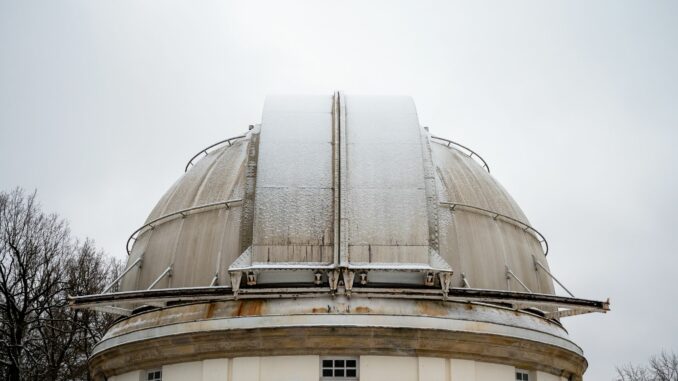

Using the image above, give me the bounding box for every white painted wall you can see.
[231,357,260,381]
[360,355,418,381]
[202,358,229,381]
[164,361,202,381]
[259,355,319,381]
[419,357,448,381]
[450,358,476,381]
[117,355,567,381]
[475,361,515,380]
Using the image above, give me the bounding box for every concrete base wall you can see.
[108,355,570,381]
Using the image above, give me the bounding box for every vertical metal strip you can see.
[420,127,441,256]
[338,92,349,267]
[332,92,341,267]
[238,128,260,255]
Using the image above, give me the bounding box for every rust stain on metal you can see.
[235,300,264,316]
[354,306,371,314]
[416,301,447,316]
[205,303,216,319]
[311,305,332,314]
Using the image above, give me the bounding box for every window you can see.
[146,369,162,381]
[516,370,529,381]
[321,357,358,380]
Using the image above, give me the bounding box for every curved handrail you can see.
[184,134,247,172]
[126,199,243,255]
[439,201,549,256]
[431,136,490,173]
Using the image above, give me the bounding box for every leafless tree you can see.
[617,351,678,381]
[0,188,121,380]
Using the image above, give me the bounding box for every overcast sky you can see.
[1,1,677,379]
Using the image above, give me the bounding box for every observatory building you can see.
[72,94,608,381]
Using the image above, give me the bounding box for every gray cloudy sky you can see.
[1,1,677,379]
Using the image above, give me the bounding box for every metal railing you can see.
[431,135,490,173]
[440,201,549,256]
[184,134,247,172]
[126,199,243,255]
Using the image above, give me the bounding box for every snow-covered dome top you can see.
[120,94,554,295]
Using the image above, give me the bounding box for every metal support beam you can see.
[506,266,533,293]
[147,266,172,290]
[461,273,471,288]
[103,256,142,293]
[91,305,132,316]
[533,256,574,297]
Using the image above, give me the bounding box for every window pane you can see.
[148,374,153,381]
[334,369,344,377]
[347,369,357,377]
[335,360,344,367]
[346,360,356,367]
[322,360,332,368]
[323,369,333,377]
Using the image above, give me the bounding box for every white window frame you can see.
[516,369,531,381]
[320,356,359,380]
[143,368,162,381]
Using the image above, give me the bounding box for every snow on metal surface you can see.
[119,93,555,295]
[344,95,430,265]
[252,95,335,265]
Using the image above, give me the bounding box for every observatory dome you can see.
[120,94,553,294]
[76,93,608,381]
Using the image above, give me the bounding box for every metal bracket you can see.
[328,270,341,292]
[342,270,355,295]
[314,271,323,285]
[359,271,368,285]
[230,272,243,296]
[424,272,435,286]
[246,271,257,286]
[438,272,452,297]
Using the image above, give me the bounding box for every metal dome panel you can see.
[344,95,431,266]
[117,93,562,295]
[251,95,335,266]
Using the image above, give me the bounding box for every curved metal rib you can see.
[184,134,247,172]
[431,135,490,173]
[126,199,243,255]
[440,201,549,256]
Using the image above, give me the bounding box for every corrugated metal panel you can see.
[146,141,247,221]
[120,140,248,291]
[433,142,554,293]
